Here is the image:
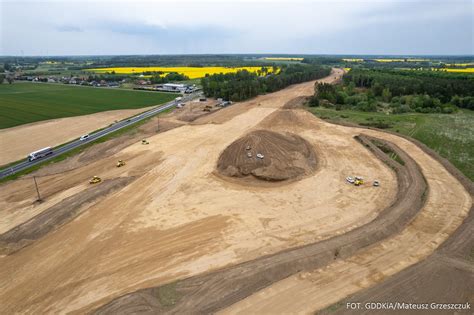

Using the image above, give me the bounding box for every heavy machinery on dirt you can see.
[354,176,364,186]
[141,139,149,145]
[89,176,101,184]
[116,160,125,167]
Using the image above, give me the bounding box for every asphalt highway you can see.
[0,93,197,179]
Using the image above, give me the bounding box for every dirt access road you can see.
[0,68,470,313]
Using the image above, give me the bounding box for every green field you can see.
[0,83,177,129]
[309,107,474,181]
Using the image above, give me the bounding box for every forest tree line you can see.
[310,69,474,113]
[201,64,331,102]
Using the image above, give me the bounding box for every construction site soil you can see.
[0,68,471,314]
[0,177,136,255]
[96,135,427,314]
[217,130,317,182]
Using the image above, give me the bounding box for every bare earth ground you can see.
[96,133,427,314]
[0,105,156,166]
[220,123,472,314]
[0,68,471,314]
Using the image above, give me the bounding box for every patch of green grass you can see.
[0,82,177,129]
[156,282,181,307]
[309,107,474,181]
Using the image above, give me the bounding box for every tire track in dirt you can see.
[0,177,136,255]
[317,132,474,315]
[220,118,471,314]
[94,135,427,314]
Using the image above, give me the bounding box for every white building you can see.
[162,83,187,92]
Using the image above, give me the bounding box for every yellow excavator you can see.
[89,176,101,184]
[116,160,125,167]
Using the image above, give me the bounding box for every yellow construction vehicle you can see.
[116,160,125,167]
[354,176,364,186]
[141,139,149,145]
[89,176,101,184]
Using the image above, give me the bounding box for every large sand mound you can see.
[217,130,317,182]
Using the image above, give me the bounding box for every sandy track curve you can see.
[95,135,427,314]
[219,116,472,315]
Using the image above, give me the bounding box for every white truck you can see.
[28,147,53,161]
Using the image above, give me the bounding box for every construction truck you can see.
[116,160,125,167]
[89,176,101,184]
[141,139,149,145]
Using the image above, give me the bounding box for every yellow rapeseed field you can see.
[441,68,474,73]
[86,66,277,79]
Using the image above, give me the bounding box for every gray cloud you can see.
[0,0,472,56]
[56,25,83,32]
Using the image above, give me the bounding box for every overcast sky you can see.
[0,0,472,56]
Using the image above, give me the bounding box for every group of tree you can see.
[84,55,275,69]
[149,72,189,84]
[309,69,474,114]
[0,74,14,84]
[344,69,474,103]
[201,64,331,102]
[86,74,128,82]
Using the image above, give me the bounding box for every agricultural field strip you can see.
[86,66,277,79]
[0,83,177,129]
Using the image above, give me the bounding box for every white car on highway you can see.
[79,134,90,141]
